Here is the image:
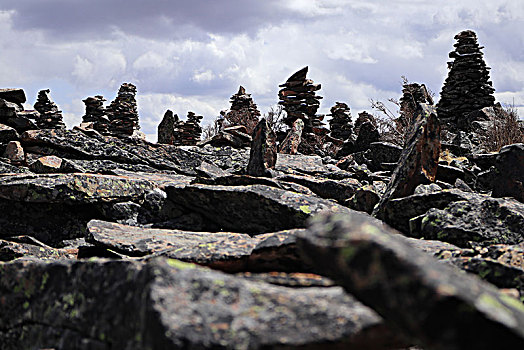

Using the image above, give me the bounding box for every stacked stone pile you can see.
[437,30,495,126]
[33,89,66,129]
[81,95,110,134]
[107,83,140,137]
[328,102,353,140]
[173,111,203,146]
[226,86,260,134]
[278,66,322,130]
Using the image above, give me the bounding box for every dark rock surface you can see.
[492,143,524,202]
[298,211,524,349]
[246,118,277,177]
[0,258,403,350]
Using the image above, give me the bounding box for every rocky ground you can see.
[0,114,523,348]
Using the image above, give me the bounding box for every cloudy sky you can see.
[1,0,523,141]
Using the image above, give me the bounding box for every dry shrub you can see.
[201,116,221,140]
[483,103,524,152]
[264,104,286,134]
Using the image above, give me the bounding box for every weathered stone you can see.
[0,88,26,106]
[246,118,277,177]
[346,184,382,214]
[0,123,19,143]
[373,103,441,219]
[354,121,380,152]
[298,211,524,350]
[0,258,402,349]
[107,83,140,137]
[277,173,361,203]
[436,164,465,184]
[29,155,63,174]
[0,160,30,174]
[156,109,177,144]
[279,118,304,155]
[81,95,110,135]
[275,153,329,175]
[0,237,77,261]
[492,143,524,203]
[409,192,524,247]
[225,86,260,134]
[165,183,351,234]
[3,141,24,165]
[328,102,353,141]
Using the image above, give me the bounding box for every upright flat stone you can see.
[279,118,304,155]
[492,143,524,203]
[298,211,524,350]
[246,118,277,177]
[373,103,441,218]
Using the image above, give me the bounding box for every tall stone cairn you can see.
[437,30,495,125]
[278,66,322,131]
[328,102,353,141]
[82,95,110,134]
[157,110,179,144]
[107,83,140,137]
[225,86,261,134]
[33,89,66,129]
[173,111,203,146]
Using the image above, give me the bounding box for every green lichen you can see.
[500,294,524,313]
[40,272,49,291]
[341,246,358,262]
[166,259,196,270]
[299,205,312,214]
[23,301,30,309]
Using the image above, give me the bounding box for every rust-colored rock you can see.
[247,118,277,177]
[279,118,304,155]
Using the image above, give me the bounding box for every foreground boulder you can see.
[298,211,524,350]
[492,143,524,203]
[0,258,402,349]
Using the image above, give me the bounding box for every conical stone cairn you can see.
[437,30,495,126]
[225,86,260,134]
[33,89,66,129]
[328,102,353,141]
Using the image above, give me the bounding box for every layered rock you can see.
[33,89,66,129]
[397,83,433,132]
[81,95,110,134]
[437,30,495,127]
[246,118,277,177]
[107,83,140,137]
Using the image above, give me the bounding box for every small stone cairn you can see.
[81,95,110,134]
[226,86,260,134]
[328,102,353,141]
[33,89,66,129]
[437,30,495,126]
[107,83,140,137]
[173,111,203,146]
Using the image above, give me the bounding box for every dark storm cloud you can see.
[1,0,286,40]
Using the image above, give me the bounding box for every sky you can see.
[0,0,523,141]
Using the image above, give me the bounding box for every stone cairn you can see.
[33,89,66,129]
[107,83,140,137]
[81,95,110,134]
[328,102,353,141]
[173,111,203,146]
[437,30,495,126]
[278,67,328,155]
[225,86,260,134]
[278,66,322,130]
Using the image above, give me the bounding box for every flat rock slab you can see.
[0,173,156,204]
[298,211,524,350]
[0,238,77,261]
[0,258,403,350]
[275,153,330,174]
[87,220,304,272]
[166,183,351,234]
[277,173,361,203]
[410,192,524,247]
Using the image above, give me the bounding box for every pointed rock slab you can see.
[373,103,441,218]
[0,258,404,349]
[87,220,305,272]
[165,183,352,234]
[28,155,63,173]
[246,118,277,177]
[279,118,304,154]
[157,110,178,145]
[297,211,524,350]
